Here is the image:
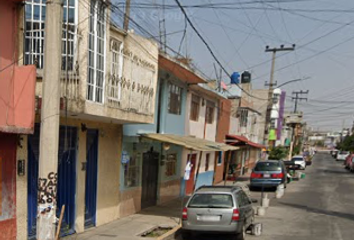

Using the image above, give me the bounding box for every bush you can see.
[269,146,289,160]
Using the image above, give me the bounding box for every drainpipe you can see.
[156,79,163,133]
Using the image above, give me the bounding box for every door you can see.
[84,130,98,229]
[0,133,17,240]
[141,151,159,209]
[28,126,77,239]
[185,154,197,195]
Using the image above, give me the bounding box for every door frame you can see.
[185,153,197,195]
[141,150,159,209]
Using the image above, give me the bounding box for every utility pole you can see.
[263,45,295,148]
[37,0,63,239]
[123,0,131,31]
[288,90,309,160]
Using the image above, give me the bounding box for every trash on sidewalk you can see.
[250,223,263,236]
[140,226,173,238]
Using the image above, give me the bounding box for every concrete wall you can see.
[185,90,218,141]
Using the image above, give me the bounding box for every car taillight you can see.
[182,207,188,220]
[271,173,284,178]
[251,172,262,178]
[232,209,240,221]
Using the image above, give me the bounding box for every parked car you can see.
[336,151,350,161]
[330,150,339,159]
[291,155,306,170]
[250,160,287,190]
[181,186,256,240]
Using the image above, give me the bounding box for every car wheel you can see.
[236,224,246,240]
[181,231,192,240]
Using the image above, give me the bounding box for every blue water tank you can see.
[231,72,240,84]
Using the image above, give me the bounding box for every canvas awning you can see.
[140,133,239,152]
[226,135,266,149]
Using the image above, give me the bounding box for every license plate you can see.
[263,174,270,178]
[198,215,221,222]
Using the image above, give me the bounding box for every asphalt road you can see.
[178,153,354,240]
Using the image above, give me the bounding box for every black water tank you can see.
[241,71,251,83]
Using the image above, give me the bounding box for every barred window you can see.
[165,154,177,177]
[168,83,182,115]
[24,0,76,70]
[240,109,248,127]
[205,100,215,124]
[190,94,200,121]
[109,39,123,102]
[87,0,106,103]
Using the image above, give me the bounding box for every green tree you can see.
[338,135,354,152]
[269,146,288,160]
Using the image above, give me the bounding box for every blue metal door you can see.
[28,125,77,239]
[84,129,98,229]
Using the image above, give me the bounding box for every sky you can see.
[112,0,354,132]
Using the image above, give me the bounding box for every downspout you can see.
[156,79,163,134]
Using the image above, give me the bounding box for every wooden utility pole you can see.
[263,45,295,149]
[123,0,131,31]
[37,0,63,239]
[288,90,309,159]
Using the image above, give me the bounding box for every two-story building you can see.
[20,0,159,238]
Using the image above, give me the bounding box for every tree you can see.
[269,146,288,160]
[337,135,354,152]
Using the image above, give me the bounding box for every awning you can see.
[226,135,265,149]
[140,133,239,152]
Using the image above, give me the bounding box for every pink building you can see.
[0,0,36,239]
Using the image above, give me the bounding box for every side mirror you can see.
[251,198,258,203]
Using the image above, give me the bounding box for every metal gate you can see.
[28,126,77,239]
[84,129,98,229]
[0,133,17,240]
[141,151,159,209]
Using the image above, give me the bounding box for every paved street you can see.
[178,153,354,240]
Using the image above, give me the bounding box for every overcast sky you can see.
[113,0,354,132]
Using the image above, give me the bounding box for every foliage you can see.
[269,146,288,160]
[337,135,354,152]
[314,140,324,147]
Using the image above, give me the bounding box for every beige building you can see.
[17,0,159,239]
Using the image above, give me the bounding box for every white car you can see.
[292,155,306,170]
[336,151,349,161]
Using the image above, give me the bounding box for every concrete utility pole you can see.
[37,0,63,239]
[263,45,295,148]
[123,0,131,31]
[288,90,309,160]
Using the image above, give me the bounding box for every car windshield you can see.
[188,194,233,208]
[254,162,281,171]
[292,157,304,161]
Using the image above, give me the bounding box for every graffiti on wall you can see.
[38,172,57,204]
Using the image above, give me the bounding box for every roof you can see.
[158,53,207,85]
[226,135,266,149]
[196,186,241,193]
[140,133,239,152]
[190,83,227,100]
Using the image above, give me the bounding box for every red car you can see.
[344,154,354,171]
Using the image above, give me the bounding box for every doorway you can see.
[185,154,197,195]
[141,150,159,209]
[84,130,98,229]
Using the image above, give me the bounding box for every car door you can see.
[240,191,253,226]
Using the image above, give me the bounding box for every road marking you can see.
[334,222,343,240]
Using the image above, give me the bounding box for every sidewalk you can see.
[64,198,185,240]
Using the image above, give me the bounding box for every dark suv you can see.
[250,160,287,190]
[181,186,256,240]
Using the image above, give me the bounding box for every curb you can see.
[157,223,182,240]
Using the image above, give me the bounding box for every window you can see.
[240,108,248,127]
[168,83,182,115]
[217,152,223,165]
[108,39,123,102]
[205,153,210,171]
[205,100,215,124]
[165,154,177,177]
[188,194,233,208]
[190,94,200,121]
[87,0,106,103]
[24,0,76,70]
[124,155,140,188]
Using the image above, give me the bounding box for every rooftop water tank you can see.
[241,71,251,83]
[231,72,240,84]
